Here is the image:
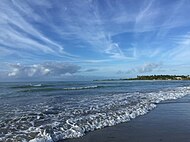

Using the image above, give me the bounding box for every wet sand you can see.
[63,95,190,142]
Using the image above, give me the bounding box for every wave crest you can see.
[63,85,101,90]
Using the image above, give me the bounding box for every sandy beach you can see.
[64,95,190,142]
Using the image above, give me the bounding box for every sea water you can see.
[0,80,190,142]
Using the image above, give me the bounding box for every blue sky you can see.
[1,0,190,81]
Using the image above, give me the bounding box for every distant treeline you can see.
[125,75,190,80]
[94,75,190,81]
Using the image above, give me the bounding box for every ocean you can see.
[0,80,190,142]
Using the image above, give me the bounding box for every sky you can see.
[1,0,190,81]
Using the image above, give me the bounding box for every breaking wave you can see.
[1,86,190,142]
[11,84,52,89]
[29,86,190,142]
[16,85,102,93]
[63,85,101,90]
[32,84,42,87]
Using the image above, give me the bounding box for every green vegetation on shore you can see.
[126,75,190,80]
[94,75,190,81]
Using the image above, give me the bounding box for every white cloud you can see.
[117,63,162,74]
[137,63,161,73]
[7,62,81,78]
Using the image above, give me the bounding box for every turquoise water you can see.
[0,81,190,142]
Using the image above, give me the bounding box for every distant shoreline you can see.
[94,75,190,81]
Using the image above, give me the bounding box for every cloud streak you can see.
[1,0,189,60]
[0,0,75,59]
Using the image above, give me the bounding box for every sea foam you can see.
[27,86,190,142]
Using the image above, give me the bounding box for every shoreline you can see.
[63,95,190,142]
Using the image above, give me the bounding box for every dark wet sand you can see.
[63,95,190,142]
